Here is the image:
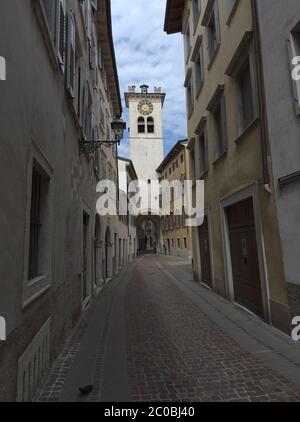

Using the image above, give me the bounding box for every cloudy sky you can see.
[111,0,187,158]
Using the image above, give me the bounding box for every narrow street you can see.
[38,255,300,403]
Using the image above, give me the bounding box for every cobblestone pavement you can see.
[38,255,300,402]
[126,257,300,402]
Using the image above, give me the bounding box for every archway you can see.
[137,215,161,255]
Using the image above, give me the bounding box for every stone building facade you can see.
[118,157,138,265]
[164,0,293,333]
[0,0,124,401]
[157,140,193,260]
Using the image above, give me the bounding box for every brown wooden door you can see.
[227,198,264,318]
[198,216,212,287]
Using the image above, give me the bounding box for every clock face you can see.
[137,100,153,116]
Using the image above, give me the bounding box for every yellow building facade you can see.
[157,140,193,260]
[165,0,291,333]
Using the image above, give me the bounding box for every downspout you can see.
[250,0,272,194]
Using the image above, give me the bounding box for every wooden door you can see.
[198,216,212,287]
[227,198,264,318]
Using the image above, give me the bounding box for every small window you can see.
[212,96,227,160]
[193,0,201,30]
[185,71,194,116]
[203,0,220,65]
[199,126,208,176]
[289,22,300,114]
[147,117,154,133]
[138,117,145,133]
[177,238,181,249]
[181,154,184,163]
[238,59,255,130]
[184,238,187,249]
[28,162,51,281]
[185,20,191,60]
[195,42,204,93]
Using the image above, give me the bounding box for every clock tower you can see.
[125,84,165,182]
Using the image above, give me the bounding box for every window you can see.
[289,22,300,114]
[213,101,227,159]
[192,0,201,30]
[194,41,204,93]
[185,20,191,60]
[181,154,184,163]
[138,117,145,133]
[66,12,76,98]
[171,239,174,248]
[237,59,255,130]
[185,70,194,116]
[41,0,56,39]
[184,238,187,249]
[207,86,227,160]
[177,238,181,249]
[28,161,51,282]
[147,117,154,133]
[172,162,176,172]
[41,0,66,73]
[198,125,208,176]
[202,0,220,65]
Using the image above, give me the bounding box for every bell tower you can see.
[125,85,165,182]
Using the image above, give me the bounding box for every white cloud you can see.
[111,0,187,158]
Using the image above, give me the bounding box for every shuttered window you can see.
[56,0,66,73]
[66,11,76,98]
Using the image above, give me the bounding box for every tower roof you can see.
[124,85,166,108]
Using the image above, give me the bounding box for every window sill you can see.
[207,44,220,71]
[22,276,51,310]
[213,150,227,166]
[199,170,209,179]
[234,118,259,145]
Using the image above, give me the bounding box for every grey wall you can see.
[257,0,300,314]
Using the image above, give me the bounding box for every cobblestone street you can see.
[38,255,300,402]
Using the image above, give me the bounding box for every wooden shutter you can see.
[56,0,66,73]
[66,11,76,98]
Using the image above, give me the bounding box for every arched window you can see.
[147,117,154,133]
[138,117,145,133]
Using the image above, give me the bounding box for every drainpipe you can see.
[250,0,271,194]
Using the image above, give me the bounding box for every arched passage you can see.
[137,215,161,255]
